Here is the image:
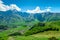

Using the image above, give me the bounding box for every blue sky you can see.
[1,0,60,12]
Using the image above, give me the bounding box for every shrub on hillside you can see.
[24,22,46,36]
[48,37,58,40]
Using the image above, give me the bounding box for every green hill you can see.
[24,21,60,36]
[0,20,60,40]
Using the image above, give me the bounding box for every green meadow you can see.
[0,20,60,40]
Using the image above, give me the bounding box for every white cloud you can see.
[0,0,3,3]
[26,6,41,13]
[0,0,21,11]
[26,6,51,14]
[10,4,21,11]
[46,7,51,12]
[0,0,51,13]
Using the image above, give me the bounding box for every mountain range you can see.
[0,10,60,27]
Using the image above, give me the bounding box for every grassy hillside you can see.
[1,31,60,40]
[0,21,60,40]
[24,21,60,35]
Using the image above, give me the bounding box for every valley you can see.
[0,11,60,40]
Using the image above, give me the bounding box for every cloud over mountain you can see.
[26,6,51,13]
[0,0,21,11]
[0,0,51,13]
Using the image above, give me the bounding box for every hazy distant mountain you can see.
[0,10,60,27]
[34,12,60,22]
[0,10,37,28]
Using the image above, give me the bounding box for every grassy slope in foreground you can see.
[0,26,26,37]
[24,21,60,35]
[7,21,60,40]
[0,21,60,40]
